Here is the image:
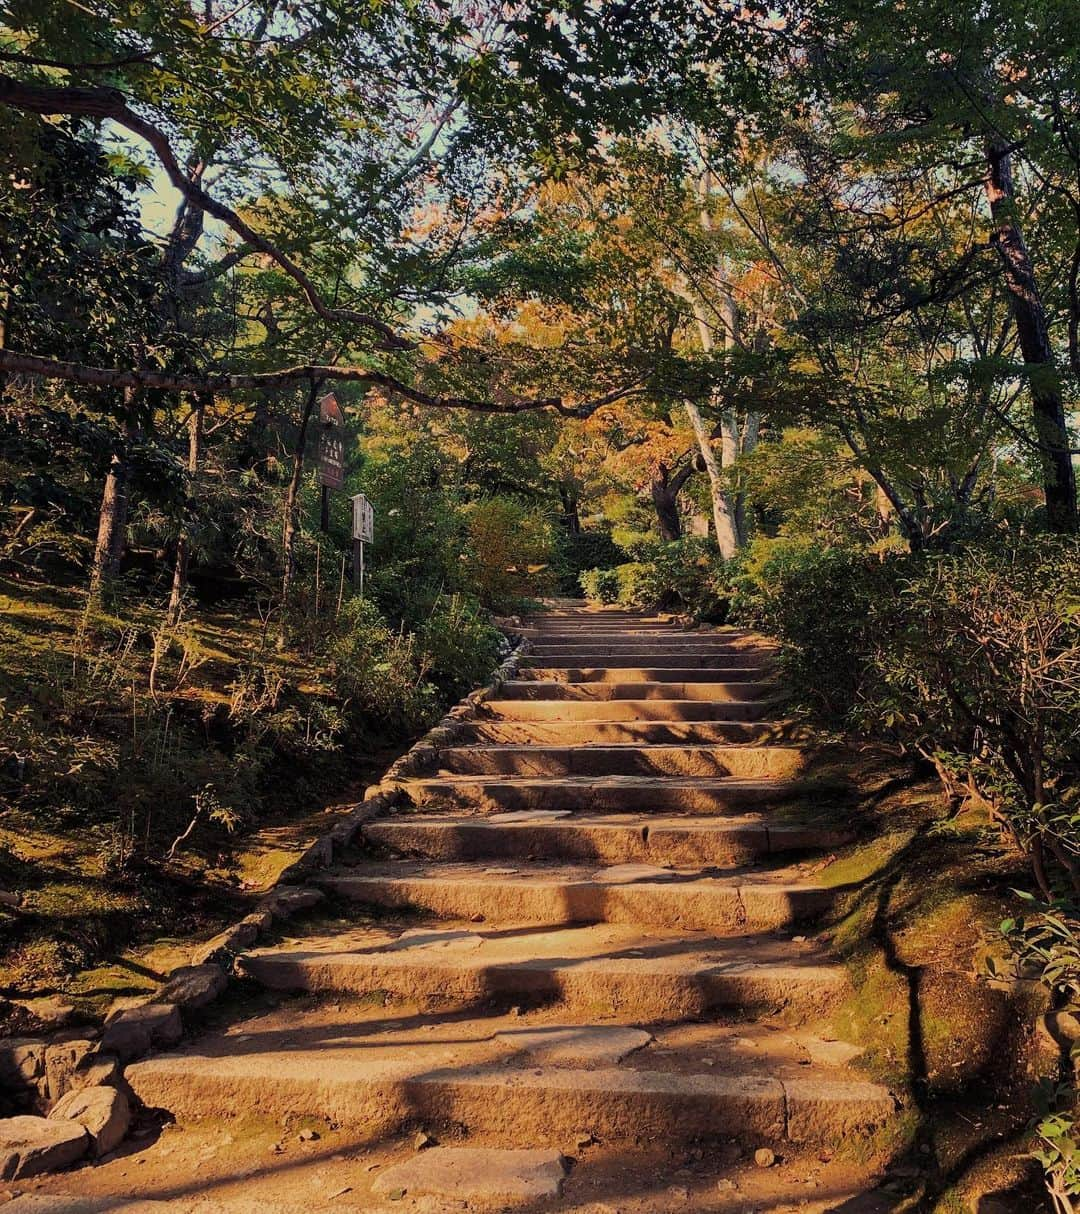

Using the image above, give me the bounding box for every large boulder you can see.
[49,1086,130,1158]
[0,1115,89,1179]
[0,1039,45,1088]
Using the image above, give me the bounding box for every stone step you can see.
[362,813,847,865]
[497,680,777,701]
[435,743,809,779]
[517,666,770,683]
[527,644,775,658]
[238,923,849,1018]
[518,652,774,669]
[482,699,776,721]
[451,720,793,745]
[398,774,833,814]
[320,862,839,931]
[125,1018,893,1148]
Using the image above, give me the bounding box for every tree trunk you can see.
[88,391,137,600]
[166,392,207,626]
[685,399,740,558]
[985,141,1078,533]
[558,485,582,534]
[650,462,684,541]
[685,284,758,558]
[279,381,321,641]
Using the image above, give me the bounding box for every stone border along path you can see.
[4,606,902,1210]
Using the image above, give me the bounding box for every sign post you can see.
[317,393,345,534]
[351,493,374,596]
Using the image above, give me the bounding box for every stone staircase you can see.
[46,607,896,1211]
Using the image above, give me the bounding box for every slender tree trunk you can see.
[89,390,138,600]
[685,399,740,558]
[650,462,684,541]
[558,486,582,534]
[279,381,321,641]
[985,141,1078,533]
[166,392,207,626]
[685,286,758,558]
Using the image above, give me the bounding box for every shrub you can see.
[731,537,890,720]
[460,497,557,613]
[416,594,503,703]
[864,538,1080,900]
[326,597,440,741]
[556,529,622,594]
[580,566,621,604]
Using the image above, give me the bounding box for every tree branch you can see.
[0,73,412,351]
[0,348,647,419]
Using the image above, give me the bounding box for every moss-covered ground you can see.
[809,744,1053,1210]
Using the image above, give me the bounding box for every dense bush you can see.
[555,529,622,594]
[742,534,1080,901]
[581,539,730,619]
[460,496,557,612]
[580,566,621,604]
[415,594,504,703]
[731,537,892,719]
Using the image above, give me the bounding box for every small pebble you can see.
[754,1147,776,1168]
[299,1129,319,1142]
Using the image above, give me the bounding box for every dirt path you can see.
[12,607,899,1212]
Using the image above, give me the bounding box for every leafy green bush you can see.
[556,529,622,594]
[731,537,890,720]
[742,534,1080,902]
[623,539,731,619]
[326,597,440,741]
[416,594,503,703]
[460,496,557,613]
[583,541,730,617]
[580,566,621,604]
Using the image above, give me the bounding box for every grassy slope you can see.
[0,575,404,1028]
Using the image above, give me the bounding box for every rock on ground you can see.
[157,965,228,1011]
[44,1041,96,1102]
[100,1003,182,1061]
[371,1146,567,1205]
[0,1115,89,1180]
[49,1086,130,1157]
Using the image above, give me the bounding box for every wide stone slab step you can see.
[451,720,794,745]
[239,922,849,1018]
[497,680,777,702]
[320,862,839,931]
[125,1035,893,1148]
[398,774,836,814]
[482,699,775,722]
[4,1200,317,1214]
[371,1147,568,1204]
[517,666,771,684]
[518,652,775,670]
[434,743,809,779]
[362,812,848,865]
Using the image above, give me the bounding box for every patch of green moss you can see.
[817,830,913,889]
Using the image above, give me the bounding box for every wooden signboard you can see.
[318,393,345,489]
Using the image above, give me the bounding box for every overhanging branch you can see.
[0,348,647,419]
